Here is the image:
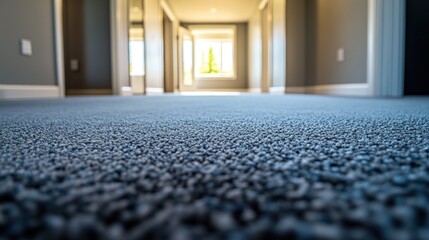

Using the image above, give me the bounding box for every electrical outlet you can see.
[70,59,79,71]
[337,48,345,62]
[20,39,32,56]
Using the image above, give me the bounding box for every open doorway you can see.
[62,0,112,96]
[404,0,429,95]
[178,27,196,91]
[128,0,145,94]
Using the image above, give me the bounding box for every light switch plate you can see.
[337,48,345,62]
[21,39,32,56]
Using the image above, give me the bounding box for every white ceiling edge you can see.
[165,0,261,23]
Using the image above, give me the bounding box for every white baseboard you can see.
[146,87,164,94]
[248,88,261,93]
[193,88,250,93]
[286,84,370,96]
[269,86,285,94]
[120,86,133,96]
[0,84,61,99]
[179,92,242,96]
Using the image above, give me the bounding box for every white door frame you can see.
[178,27,196,91]
[53,0,65,97]
[110,0,131,95]
[53,0,130,97]
[55,0,406,98]
[367,0,377,96]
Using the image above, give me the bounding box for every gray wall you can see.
[286,0,307,87]
[63,0,111,90]
[305,0,368,85]
[0,0,56,85]
[181,23,248,90]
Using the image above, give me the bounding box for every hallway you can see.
[1,0,429,239]
[1,95,428,239]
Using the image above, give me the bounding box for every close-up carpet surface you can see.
[0,95,429,240]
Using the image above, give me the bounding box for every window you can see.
[129,40,145,76]
[183,39,193,86]
[191,26,236,80]
[129,27,145,77]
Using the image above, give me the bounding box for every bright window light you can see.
[129,40,145,76]
[183,39,193,86]
[191,26,236,80]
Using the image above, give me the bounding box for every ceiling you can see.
[165,0,261,23]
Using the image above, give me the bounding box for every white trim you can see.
[178,27,196,91]
[160,0,176,22]
[190,88,250,93]
[269,86,285,94]
[248,88,262,93]
[146,87,164,94]
[110,0,130,95]
[179,92,242,96]
[0,85,60,99]
[308,84,370,96]
[367,0,376,96]
[259,0,269,10]
[120,86,133,96]
[286,84,370,96]
[53,0,65,98]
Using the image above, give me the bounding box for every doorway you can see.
[404,0,429,95]
[62,0,113,96]
[128,0,145,94]
[178,27,195,91]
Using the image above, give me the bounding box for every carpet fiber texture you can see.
[1,95,429,240]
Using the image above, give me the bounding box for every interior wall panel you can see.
[271,0,286,88]
[248,10,262,90]
[144,0,164,89]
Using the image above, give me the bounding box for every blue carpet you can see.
[0,95,429,240]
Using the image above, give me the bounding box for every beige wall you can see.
[181,23,248,90]
[248,9,262,90]
[144,0,164,89]
[248,0,286,91]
